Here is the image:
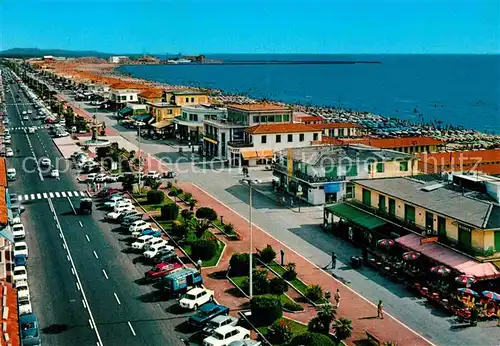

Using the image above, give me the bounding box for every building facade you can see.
[109,89,139,110]
[164,90,209,106]
[418,149,500,175]
[174,104,227,142]
[318,136,445,154]
[273,145,417,205]
[309,122,364,138]
[138,89,163,104]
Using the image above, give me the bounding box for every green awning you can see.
[132,114,153,122]
[326,203,386,230]
[119,106,132,115]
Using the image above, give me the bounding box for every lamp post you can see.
[240,177,261,299]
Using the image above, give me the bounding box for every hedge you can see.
[250,295,283,326]
[191,239,218,260]
[161,203,179,221]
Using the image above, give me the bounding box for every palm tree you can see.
[333,317,352,341]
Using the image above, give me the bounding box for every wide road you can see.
[3,72,188,346]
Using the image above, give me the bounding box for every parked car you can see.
[202,325,250,346]
[19,313,41,345]
[113,203,135,214]
[97,188,120,198]
[145,262,183,281]
[131,228,161,238]
[143,243,174,259]
[179,287,214,310]
[14,241,29,258]
[7,168,16,181]
[18,298,33,316]
[104,198,131,209]
[16,280,31,302]
[5,147,14,157]
[50,169,59,178]
[14,254,27,267]
[106,209,138,221]
[106,174,122,182]
[131,235,154,251]
[9,193,18,203]
[146,171,160,180]
[95,173,107,182]
[189,304,232,330]
[12,224,26,240]
[121,214,143,227]
[13,266,28,284]
[143,238,167,252]
[129,220,151,233]
[117,210,141,222]
[152,249,178,264]
[105,194,126,202]
[40,157,51,166]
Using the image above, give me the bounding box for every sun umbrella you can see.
[377,239,395,249]
[402,251,420,261]
[430,265,451,276]
[457,288,478,296]
[455,275,477,287]
[482,291,500,301]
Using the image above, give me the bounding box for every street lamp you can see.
[239,176,261,299]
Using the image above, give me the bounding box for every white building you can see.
[110,89,139,105]
[109,56,128,64]
[174,104,227,142]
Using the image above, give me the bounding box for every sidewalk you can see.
[176,182,432,346]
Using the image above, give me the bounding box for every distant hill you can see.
[0,48,116,58]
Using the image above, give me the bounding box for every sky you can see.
[0,0,498,54]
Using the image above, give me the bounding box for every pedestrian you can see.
[334,289,341,308]
[197,259,202,271]
[377,300,384,319]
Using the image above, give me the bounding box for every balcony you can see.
[227,141,254,148]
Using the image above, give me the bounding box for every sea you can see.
[117,54,500,134]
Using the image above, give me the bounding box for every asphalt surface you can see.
[3,73,191,346]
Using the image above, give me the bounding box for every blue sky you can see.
[0,0,498,54]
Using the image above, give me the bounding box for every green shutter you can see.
[376,163,385,173]
[362,189,371,206]
[495,231,500,252]
[389,198,396,215]
[325,166,338,178]
[378,195,386,211]
[400,161,409,171]
[404,204,415,222]
[346,165,358,177]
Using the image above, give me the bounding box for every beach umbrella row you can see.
[430,265,451,276]
[455,275,477,287]
[482,291,500,301]
[402,251,420,261]
[377,239,395,249]
[457,288,478,296]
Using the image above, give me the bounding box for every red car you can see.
[145,262,182,280]
[98,188,120,198]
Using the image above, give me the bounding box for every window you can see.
[338,129,344,137]
[325,166,337,178]
[121,95,126,101]
[275,115,282,122]
[362,188,371,206]
[400,161,409,171]
[261,116,267,123]
[253,116,259,124]
[404,204,416,223]
[345,165,358,177]
[299,133,305,142]
[168,109,172,114]
[287,134,293,142]
[376,163,385,173]
[261,135,267,144]
[313,133,319,141]
[191,97,194,102]
[283,114,290,122]
[345,183,355,199]
[389,198,396,215]
[458,224,472,250]
[268,115,275,122]
[378,195,386,211]
[129,95,134,100]
[276,135,281,143]
[425,211,434,234]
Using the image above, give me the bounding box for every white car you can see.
[106,174,122,182]
[40,157,51,166]
[129,220,151,233]
[50,169,59,178]
[143,237,166,251]
[105,198,130,209]
[106,209,139,221]
[21,111,27,115]
[57,131,70,137]
[105,194,126,202]
[14,241,29,258]
[27,109,32,114]
[27,127,36,134]
[18,299,32,316]
[95,173,107,182]
[179,287,214,310]
[13,266,28,284]
[113,204,135,214]
[22,115,29,120]
[202,326,251,346]
[12,224,25,240]
[5,148,13,157]
[143,244,174,259]
[131,235,154,250]
[16,280,30,301]
[78,173,97,182]
[146,171,160,179]
[3,138,11,145]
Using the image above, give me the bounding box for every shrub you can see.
[223,223,235,235]
[168,189,180,197]
[250,295,282,326]
[161,203,179,221]
[289,332,335,346]
[171,221,188,239]
[258,245,277,264]
[147,190,165,204]
[196,207,218,221]
[229,253,254,276]
[166,181,173,189]
[283,300,303,312]
[333,317,353,341]
[181,209,194,220]
[267,319,294,344]
[242,269,270,295]
[269,277,288,295]
[305,284,323,302]
[195,220,211,238]
[283,262,297,281]
[191,239,218,260]
[182,192,193,201]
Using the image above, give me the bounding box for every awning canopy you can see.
[395,233,500,280]
[118,106,132,116]
[257,150,273,158]
[132,114,153,122]
[241,151,258,160]
[325,203,387,230]
[152,120,173,129]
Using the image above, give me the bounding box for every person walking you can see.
[334,289,341,308]
[377,300,384,319]
[197,259,202,271]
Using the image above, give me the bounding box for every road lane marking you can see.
[61,192,67,197]
[67,191,73,197]
[113,293,121,305]
[80,191,86,197]
[67,255,70,261]
[67,197,76,215]
[30,194,35,200]
[47,198,104,345]
[18,195,23,201]
[71,268,75,275]
[62,243,66,249]
[76,283,81,291]
[85,234,90,242]
[73,191,80,196]
[49,192,54,198]
[36,193,41,199]
[43,193,48,198]
[102,270,109,280]
[79,221,83,227]
[82,300,87,309]
[127,322,136,336]
[23,194,29,200]
[55,192,61,198]
[89,319,93,330]
[93,251,99,259]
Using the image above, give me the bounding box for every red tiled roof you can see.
[298,116,325,123]
[319,136,444,148]
[418,149,500,164]
[0,186,7,226]
[228,103,290,112]
[245,123,322,134]
[138,89,163,99]
[309,122,362,129]
[1,281,20,346]
[0,158,6,187]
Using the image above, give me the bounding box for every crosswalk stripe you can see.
[30,194,35,200]
[18,195,23,201]
[80,191,86,197]
[61,192,67,197]
[74,191,80,196]
[49,192,54,198]
[43,193,48,198]
[36,193,41,199]
[24,195,29,200]
[55,192,61,198]
[67,191,73,197]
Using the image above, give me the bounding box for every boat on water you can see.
[166,58,192,64]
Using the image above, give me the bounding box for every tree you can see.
[195,207,218,221]
[333,317,352,341]
[195,219,211,238]
[283,262,297,280]
[289,332,335,346]
[250,295,282,326]
[161,203,179,221]
[267,319,293,344]
[258,245,276,264]
[305,284,323,302]
[171,221,188,239]
[229,253,253,276]
[181,209,194,221]
[191,239,217,260]
[242,269,270,295]
[121,174,137,191]
[147,190,165,204]
[269,277,288,295]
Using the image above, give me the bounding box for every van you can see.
[6,168,16,181]
[161,268,203,297]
